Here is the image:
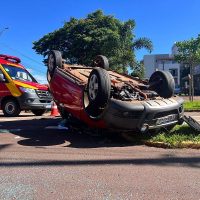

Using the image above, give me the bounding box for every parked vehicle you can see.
[0,54,52,117]
[47,50,184,133]
[174,86,181,95]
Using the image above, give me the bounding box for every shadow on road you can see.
[0,156,199,168]
[1,117,200,169]
[0,117,137,148]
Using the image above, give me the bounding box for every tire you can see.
[149,70,175,98]
[93,55,109,70]
[47,50,63,77]
[31,109,46,116]
[87,68,111,108]
[2,99,21,117]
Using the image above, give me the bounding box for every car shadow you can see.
[1,118,200,169]
[0,117,139,148]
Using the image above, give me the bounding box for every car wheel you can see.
[2,99,21,117]
[47,50,63,77]
[31,109,46,116]
[87,68,111,108]
[149,70,175,98]
[93,55,109,70]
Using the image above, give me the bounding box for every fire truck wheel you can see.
[47,50,63,77]
[31,109,46,116]
[93,55,109,70]
[2,99,21,117]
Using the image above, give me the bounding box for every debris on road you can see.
[183,115,200,132]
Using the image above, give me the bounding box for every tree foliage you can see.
[33,10,153,72]
[174,34,200,100]
[130,61,145,79]
[174,34,200,66]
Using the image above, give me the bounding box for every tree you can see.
[174,34,200,101]
[130,61,145,79]
[33,10,153,72]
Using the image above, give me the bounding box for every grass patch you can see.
[147,125,200,148]
[184,100,200,111]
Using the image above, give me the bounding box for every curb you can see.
[184,110,200,112]
[144,141,200,149]
[143,141,171,148]
[121,133,200,149]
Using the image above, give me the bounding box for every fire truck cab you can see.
[0,54,52,117]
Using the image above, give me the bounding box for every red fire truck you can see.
[0,54,52,117]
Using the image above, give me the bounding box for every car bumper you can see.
[17,92,52,110]
[103,96,184,132]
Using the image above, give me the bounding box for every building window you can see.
[169,68,178,76]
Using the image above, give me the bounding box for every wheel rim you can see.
[5,102,15,114]
[88,74,99,100]
[48,54,55,72]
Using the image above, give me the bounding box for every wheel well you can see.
[1,96,20,109]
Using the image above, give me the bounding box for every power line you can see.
[0,42,47,75]
[21,61,46,75]
[0,42,45,67]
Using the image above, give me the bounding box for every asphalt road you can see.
[0,112,200,200]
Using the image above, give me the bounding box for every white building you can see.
[143,52,180,87]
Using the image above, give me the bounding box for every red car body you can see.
[50,68,107,128]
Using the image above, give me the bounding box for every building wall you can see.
[143,45,200,94]
[157,63,180,85]
[143,55,156,79]
[143,54,181,86]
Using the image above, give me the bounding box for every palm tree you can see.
[133,37,153,52]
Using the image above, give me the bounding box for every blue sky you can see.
[1,0,200,83]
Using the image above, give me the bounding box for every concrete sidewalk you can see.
[0,111,55,122]
[185,112,200,123]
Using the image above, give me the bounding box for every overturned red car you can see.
[47,50,184,133]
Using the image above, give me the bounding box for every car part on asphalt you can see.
[183,115,200,132]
